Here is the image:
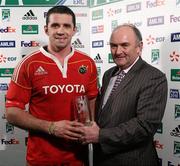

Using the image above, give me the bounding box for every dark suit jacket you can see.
[94,57,167,166]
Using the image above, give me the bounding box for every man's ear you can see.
[44,25,48,35]
[72,26,77,36]
[137,41,143,56]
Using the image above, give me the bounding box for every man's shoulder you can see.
[74,49,94,61]
[104,66,117,77]
[22,49,41,60]
[14,49,45,73]
[142,61,165,76]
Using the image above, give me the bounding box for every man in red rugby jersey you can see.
[5,5,98,166]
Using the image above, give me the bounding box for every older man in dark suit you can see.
[79,24,167,166]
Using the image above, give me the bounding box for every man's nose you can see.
[57,26,65,33]
[116,45,123,54]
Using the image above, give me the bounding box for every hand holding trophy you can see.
[73,95,94,166]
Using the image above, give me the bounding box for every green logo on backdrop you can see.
[2,9,10,21]
[90,0,119,7]
[171,69,180,81]
[156,122,163,134]
[173,141,180,156]
[92,9,103,20]
[0,0,88,6]
[1,0,60,6]
[108,53,114,63]
[175,104,180,120]
[22,25,38,34]
[151,49,159,64]
[111,20,118,31]
[0,68,14,77]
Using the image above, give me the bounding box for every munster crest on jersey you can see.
[79,65,87,74]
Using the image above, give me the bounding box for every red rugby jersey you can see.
[6,47,98,165]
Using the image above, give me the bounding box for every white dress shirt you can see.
[102,56,139,108]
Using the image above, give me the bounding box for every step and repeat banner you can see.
[0,0,88,6]
[0,0,180,165]
[0,1,89,166]
[89,0,180,166]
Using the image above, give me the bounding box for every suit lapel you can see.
[98,67,118,110]
[97,57,145,126]
[110,57,144,99]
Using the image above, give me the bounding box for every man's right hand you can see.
[51,120,84,140]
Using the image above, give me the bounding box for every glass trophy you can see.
[73,95,93,166]
[73,95,92,126]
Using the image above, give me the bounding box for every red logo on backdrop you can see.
[170,51,180,62]
[0,54,6,63]
[154,140,164,149]
[146,35,155,44]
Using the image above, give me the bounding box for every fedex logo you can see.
[0,26,16,33]
[170,15,180,23]
[1,138,19,145]
[21,41,40,47]
[146,0,165,8]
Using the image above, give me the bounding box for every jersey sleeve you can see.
[87,59,98,99]
[6,59,32,110]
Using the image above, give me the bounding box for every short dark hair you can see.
[46,5,76,27]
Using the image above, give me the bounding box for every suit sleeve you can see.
[98,71,168,154]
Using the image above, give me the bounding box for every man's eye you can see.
[51,24,59,28]
[64,24,72,28]
[110,44,117,48]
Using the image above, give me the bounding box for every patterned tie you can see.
[110,70,126,95]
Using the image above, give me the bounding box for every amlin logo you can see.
[126,2,141,12]
[0,83,8,90]
[147,16,164,26]
[171,32,180,42]
[171,69,180,81]
[170,89,180,99]
[0,40,15,48]
[92,40,104,48]
[22,25,38,34]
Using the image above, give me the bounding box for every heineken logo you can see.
[22,25,38,34]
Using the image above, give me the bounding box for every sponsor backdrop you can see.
[90,0,180,166]
[0,0,89,166]
[0,0,180,165]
